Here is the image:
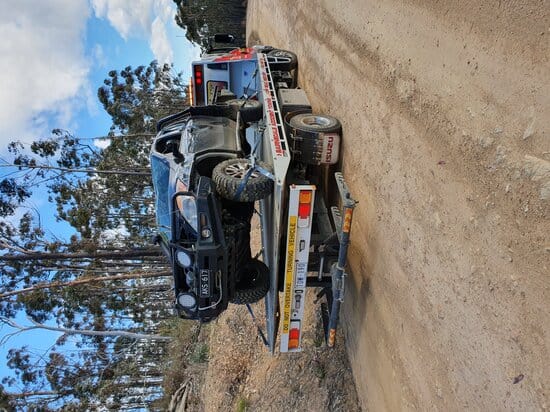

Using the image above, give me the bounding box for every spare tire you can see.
[289,113,341,133]
[267,49,298,71]
[225,99,263,123]
[213,158,273,202]
[231,259,270,304]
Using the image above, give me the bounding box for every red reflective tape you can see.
[343,208,353,233]
[328,329,336,347]
[214,47,255,62]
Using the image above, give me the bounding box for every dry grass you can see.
[154,319,211,411]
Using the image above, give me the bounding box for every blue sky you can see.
[0,0,200,391]
[0,0,200,146]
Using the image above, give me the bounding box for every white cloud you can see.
[94,137,112,149]
[91,44,107,68]
[91,0,152,39]
[92,0,175,63]
[0,1,91,145]
[150,16,173,63]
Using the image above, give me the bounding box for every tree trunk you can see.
[1,247,163,262]
[2,317,172,342]
[0,270,171,299]
[6,390,65,398]
[0,163,151,176]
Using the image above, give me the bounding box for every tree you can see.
[173,0,247,51]
[97,61,189,135]
[0,60,192,410]
[0,195,173,410]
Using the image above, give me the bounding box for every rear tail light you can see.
[288,321,301,349]
[298,190,313,227]
[193,65,205,105]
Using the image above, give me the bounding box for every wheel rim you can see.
[224,161,260,179]
[301,115,332,128]
[270,50,292,62]
[272,50,289,58]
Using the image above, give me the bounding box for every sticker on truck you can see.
[258,53,287,158]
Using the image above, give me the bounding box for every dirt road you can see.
[247,1,549,410]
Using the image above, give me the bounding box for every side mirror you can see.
[213,34,235,44]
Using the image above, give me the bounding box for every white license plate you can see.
[199,270,210,297]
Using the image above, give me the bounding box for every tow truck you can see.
[186,35,357,352]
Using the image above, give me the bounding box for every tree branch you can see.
[0,247,163,262]
[0,316,172,343]
[0,270,171,299]
[0,164,151,176]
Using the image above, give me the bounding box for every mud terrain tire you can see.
[289,113,341,133]
[213,158,273,202]
[225,99,263,123]
[267,49,298,71]
[231,259,270,304]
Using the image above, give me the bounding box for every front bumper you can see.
[171,177,229,321]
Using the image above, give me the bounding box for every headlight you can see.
[176,250,192,267]
[177,292,197,309]
[176,193,198,232]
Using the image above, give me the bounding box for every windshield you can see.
[151,154,172,236]
[180,116,237,155]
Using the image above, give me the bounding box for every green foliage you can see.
[236,396,249,412]
[97,61,188,135]
[0,178,31,217]
[173,0,247,51]
[190,342,209,363]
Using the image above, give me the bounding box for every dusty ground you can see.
[168,218,361,412]
[247,0,549,410]
[198,299,360,412]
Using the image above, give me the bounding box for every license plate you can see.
[199,270,210,297]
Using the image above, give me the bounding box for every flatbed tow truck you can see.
[189,37,357,352]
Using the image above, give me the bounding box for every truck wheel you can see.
[231,259,270,304]
[213,158,273,202]
[289,113,341,133]
[226,99,263,123]
[268,49,298,71]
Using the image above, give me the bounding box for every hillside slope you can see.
[247,0,549,410]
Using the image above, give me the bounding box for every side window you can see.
[207,80,228,104]
[207,63,228,70]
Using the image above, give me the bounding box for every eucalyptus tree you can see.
[173,0,247,50]
[0,60,190,410]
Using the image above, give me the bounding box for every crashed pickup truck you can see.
[151,36,356,352]
[151,104,273,322]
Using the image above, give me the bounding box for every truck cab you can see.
[191,48,259,105]
[190,35,298,106]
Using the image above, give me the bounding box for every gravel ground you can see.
[247,0,549,410]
